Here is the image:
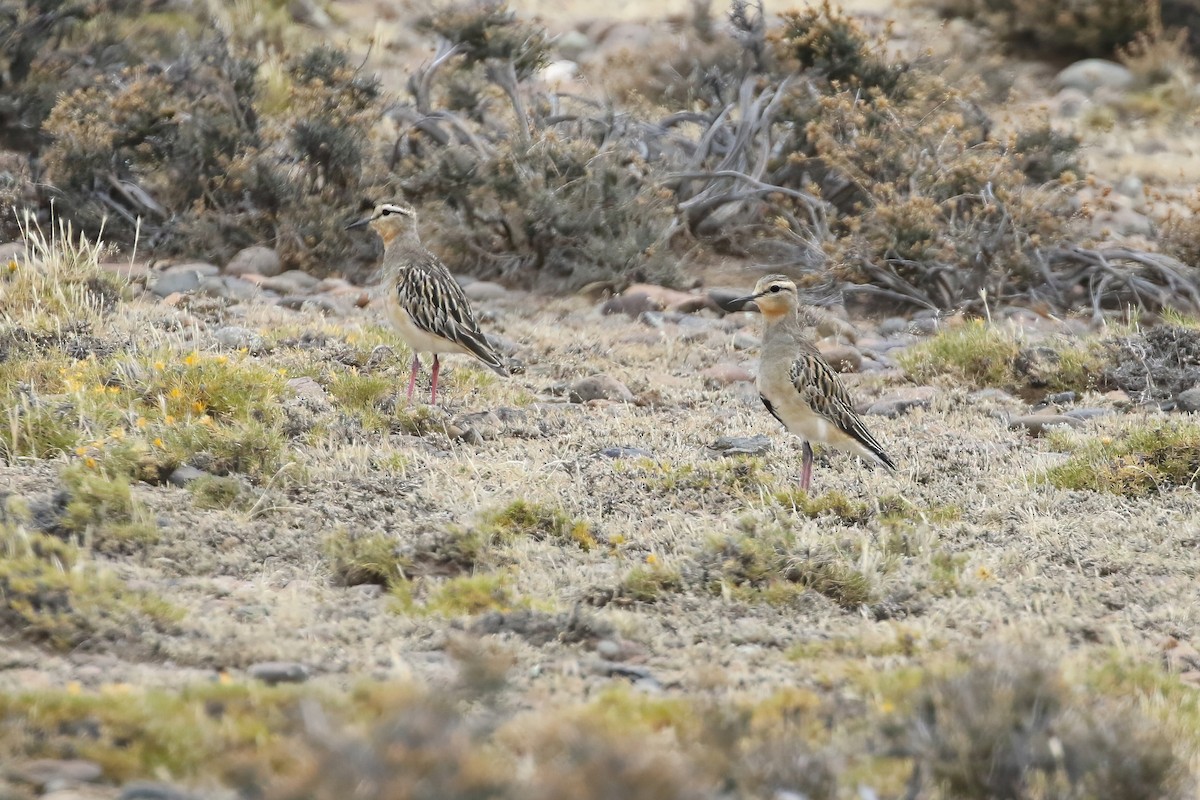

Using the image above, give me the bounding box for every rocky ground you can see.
[4,1,1200,799]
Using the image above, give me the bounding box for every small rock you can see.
[864,388,937,417]
[1055,59,1135,95]
[225,245,282,278]
[1051,87,1091,118]
[0,241,28,265]
[118,781,193,800]
[9,759,103,789]
[1115,175,1144,199]
[164,261,219,277]
[262,269,319,294]
[167,465,206,487]
[970,388,1019,404]
[595,446,653,459]
[569,374,634,403]
[450,410,502,441]
[732,331,760,350]
[248,661,310,685]
[707,287,752,314]
[817,343,863,373]
[213,326,266,354]
[700,362,754,387]
[556,29,592,60]
[708,435,772,457]
[601,292,664,317]
[1008,413,1085,436]
[1046,390,1077,405]
[463,280,508,301]
[222,276,263,301]
[285,376,328,401]
[1176,386,1200,413]
[1063,407,1111,421]
[150,270,201,297]
[877,317,909,336]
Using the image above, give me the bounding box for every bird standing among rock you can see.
[347,202,507,404]
[732,275,896,491]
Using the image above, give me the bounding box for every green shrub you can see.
[1045,420,1200,496]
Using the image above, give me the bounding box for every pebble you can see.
[732,331,760,350]
[1008,413,1085,436]
[262,269,319,294]
[9,759,102,790]
[707,435,772,457]
[601,292,664,317]
[568,374,634,403]
[707,288,751,314]
[222,276,263,302]
[1176,386,1200,413]
[1046,391,1077,405]
[150,270,201,297]
[118,782,193,800]
[700,362,754,387]
[595,445,653,459]
[285,376,328,401]
[1063,407,1111,421]
[248,661,310,685]
[864,388,937,417]
[817,343,863,373]
[969,388,1019,404]
[213,326,266,354]
[167,465,206,487]
[449,410,502,442]
[164,261,219,277]
[1055,58,1134,94]
[225,245,282,278]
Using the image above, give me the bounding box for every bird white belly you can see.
[758,372,849,449]
[384,290,470,356]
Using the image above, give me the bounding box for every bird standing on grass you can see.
[732,275,896,491]
[346,202,507,404]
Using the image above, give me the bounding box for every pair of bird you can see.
[347,202,896,490]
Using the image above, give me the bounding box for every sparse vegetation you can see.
[1045,419,1200,495]
[480,500,597,550]
[898,321,1109,395]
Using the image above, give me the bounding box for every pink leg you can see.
[800,442,814,492]
[406,355,420,404]
[430,355,441,405]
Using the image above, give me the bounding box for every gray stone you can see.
[877,317,909,337]
[1055,59,1134,95]
[248,661,310,685]
[817,343,862,373]
[262,269,319,294]
[450,410,502,441]
[865,389,937,417]
[1008,413,1084,436]
[707,288,751,314]
[1176,386,1200,413]
[225,245,282,278]
[118,781,193,800]
[1063,407,1112,421]
[708,435,772,457]
[164,261,219,277]
[1046,391,1077,405]
[0,241,28,265]
[285,376,328,401]
[9,759,102,789]
[569,374,634,403]
[150,270,201,297]
[197,276,230,299]
[223,276,263,301]
[213,326,267,354]
[167,465,206,487]
[595,446,653,459]
[700,362,753,387]
[732,331,760,350]
[556,29,592,60]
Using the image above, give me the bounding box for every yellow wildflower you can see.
[183,352,200,367]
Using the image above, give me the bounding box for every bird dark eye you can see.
[769,285,781,293]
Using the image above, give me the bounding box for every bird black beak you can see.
[730,292,762,312]
[345,216,370,230]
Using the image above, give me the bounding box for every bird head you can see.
[731,275,798,321]
[345,202,418,246]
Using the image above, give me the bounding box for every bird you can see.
[731,274,896,491]
[346,202,507,404]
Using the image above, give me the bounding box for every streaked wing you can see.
[396,253,507,374]
[790,352,895,469]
